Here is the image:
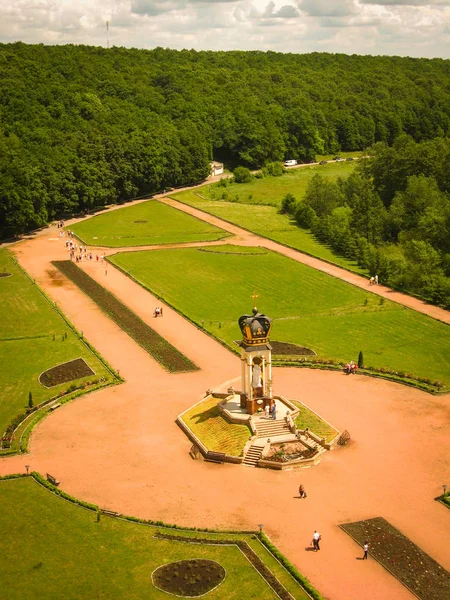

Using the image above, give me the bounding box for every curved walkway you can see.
[1,203,450,600]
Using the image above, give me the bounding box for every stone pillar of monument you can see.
[238,306,273,415]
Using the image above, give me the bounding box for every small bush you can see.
[233,166,253,183]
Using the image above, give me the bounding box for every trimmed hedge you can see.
[273,358,446,395]
[258,532,325,600]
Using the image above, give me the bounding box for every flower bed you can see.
[152,559,225,597]
[275,357,446,393]
[52,260,198,373]
[265,441,315,463]
[154,532,295,600]
[340,517,450,600]
[270,341,316,356]
[39,358,94,387]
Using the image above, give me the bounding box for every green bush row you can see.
[30,471,256,534]
[259,532,325,600]
[273,358,445,394]
[0,473,28,480]
[1,380,118,456]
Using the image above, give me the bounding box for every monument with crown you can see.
[237,294,274,415]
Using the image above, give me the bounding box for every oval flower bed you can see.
[152,559,225,597]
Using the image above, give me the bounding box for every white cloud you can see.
[0,0,448,58]
[360,1,450,5]
[297,0,358,17]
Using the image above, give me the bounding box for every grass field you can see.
[68,200,230,247]
[0,250,112,438]
[110,246,450,389]
[0,477,313,600]
[205,161,357,208]
[180,396,252,456]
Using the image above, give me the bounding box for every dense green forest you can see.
[1,42,450,238]
[283,136,450,307]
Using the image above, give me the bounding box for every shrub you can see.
[233,166,253,183]
[358,351,364,368]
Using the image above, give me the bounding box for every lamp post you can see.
[443,484,448,497]
[258,524,263,534]
[25,465,30,475]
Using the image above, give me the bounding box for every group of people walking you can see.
[264,402,277,420]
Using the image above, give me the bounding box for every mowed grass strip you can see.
[172,190,364,273]
[292,402,338,443]
[110,246,450,389]
[52,261,198,373]
[69,199,230,247]
[180,396,251,456]
[0,250,111,437]
[0,477,310,600]
[172,160,364,273]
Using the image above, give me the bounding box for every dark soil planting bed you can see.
[152,559,225,597]
[270,341,315,356]
[39,358,94,387]
[155,533,296,600]
[0,272,12,278]
[341,517,450,600]
[52,261,198,373]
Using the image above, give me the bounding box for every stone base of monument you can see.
[177,391,341,470]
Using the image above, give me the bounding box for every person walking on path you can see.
[299,484,307,498]
[312,531,321,551]
[363,541,369,559]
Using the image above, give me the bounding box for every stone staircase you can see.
[243,444,264,467]
[254,418,291,439]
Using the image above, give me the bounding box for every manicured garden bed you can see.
[341,517,450,600]
[52,260,198,373]
[291,401,339,443]
[271,341,315,356]
[39,358,94,387]
[179,396,251,456]
[69,199,230,247]
[154,532,298,600]
[152,558,225,597]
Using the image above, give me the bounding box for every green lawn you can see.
[110,246,450,389]
[69,200,230,247]
[0,477,312,600]
[171,188,365,275]
[292,402,338,443]
[180,396,252,456]
[0,249,112,438]
[205,161,357,208]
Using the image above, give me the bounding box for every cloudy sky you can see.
[1,0,449,58]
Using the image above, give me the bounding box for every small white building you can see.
[210,161,224,176]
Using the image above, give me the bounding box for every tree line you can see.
[282,136,450,308]
[1,42,450,238]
